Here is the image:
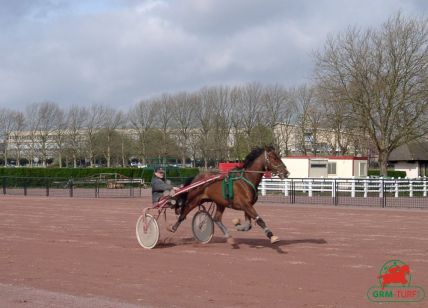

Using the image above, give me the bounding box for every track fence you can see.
[1,176,144,198]
[2,176,427,208]
[258,177,428,208]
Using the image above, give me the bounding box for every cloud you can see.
[0,0,425,111]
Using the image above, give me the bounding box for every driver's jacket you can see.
[151,176,173,204]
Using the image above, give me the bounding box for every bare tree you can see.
[10,112,26,166]
[99,107,124,167]
[237,82,264,151]
[171,91,196,166]
[0,108,18,165]
[317,89,351,155]
[294,85,324,155]
[36,102,63,167]
[315,13,428,175]
[153,94,175,165]
[25,104,40,166]
[25,102,63,167]
[194,88,215,168]
[51,108,66,167]
[272,87,298,156]
[118,128,134,167]
[261,84,295,150]
[66,105,87,168]
[128,99,155,165]
[84,104,106,167]
[209,86,231,163]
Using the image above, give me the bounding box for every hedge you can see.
[368,169,407,178]
[0,167,200,183]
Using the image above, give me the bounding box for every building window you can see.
[359,162,367,177]
[328,162,336,175]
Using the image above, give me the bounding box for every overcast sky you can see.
[0,0,426,111]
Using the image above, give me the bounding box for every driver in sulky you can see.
[151,167,179,205]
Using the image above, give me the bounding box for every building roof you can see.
[285,155,368,160]
[389,141,428,161]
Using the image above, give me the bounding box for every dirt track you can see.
[0,195,427,307]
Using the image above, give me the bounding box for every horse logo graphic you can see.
[367,260,425,303]
[378,263,410,289]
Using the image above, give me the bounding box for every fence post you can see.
[424,177,427,197]
[381,178,386,208]
[333,179,338,205]
[291,180,295,204]
[308,180,312,197]
[362,179,366,198]
[284,180,289,197]
[2,177,6,195]
[69,179,73,198]
[395,180,399,198]
[351,178,355,198]
[261,180,266,196]
[46,179,50,197]
[409,180,413,197]
[130,177,134,197]
[24,179,27,196]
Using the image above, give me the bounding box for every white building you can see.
[389,141,428,178]
[282,156,368,178]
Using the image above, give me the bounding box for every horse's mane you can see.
[243,146,274,168]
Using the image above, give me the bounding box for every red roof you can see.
[285,155,368,160]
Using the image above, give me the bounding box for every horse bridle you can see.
[264,150,285,176]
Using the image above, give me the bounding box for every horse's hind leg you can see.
[243,206,279,244]
[213,206,235,245]
[233,213,252,231]
[168,197,201,232]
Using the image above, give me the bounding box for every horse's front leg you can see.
[244,206,279,244]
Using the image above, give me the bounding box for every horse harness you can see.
[222,169,258,207]
[221,150,282,207]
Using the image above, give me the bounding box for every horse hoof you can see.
[270,236,280,244]
[227,237,236,245]
[232,218,241,226]
[167,224,176,233]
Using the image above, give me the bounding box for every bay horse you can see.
[169,145,290,244]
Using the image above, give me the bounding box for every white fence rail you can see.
[259,177,428,198]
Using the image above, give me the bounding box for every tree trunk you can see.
[122,144,125,167]
[17,150,21,167]
[107,134,111,168]
[378,150,389,177]
[4,145,7,166]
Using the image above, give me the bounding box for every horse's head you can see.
[264,145,290,179]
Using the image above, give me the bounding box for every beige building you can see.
[282,156,368,178]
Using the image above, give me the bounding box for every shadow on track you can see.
[154,237,327,254]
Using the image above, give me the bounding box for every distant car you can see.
[130,162,147,168]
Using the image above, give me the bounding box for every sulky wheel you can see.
[136,214,160,249]
[191,210,214,244]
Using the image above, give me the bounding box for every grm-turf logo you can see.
[367,259,425,303]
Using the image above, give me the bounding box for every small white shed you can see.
[282,156,368,178]
[389,141,428,178]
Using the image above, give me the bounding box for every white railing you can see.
[259,177,428,198]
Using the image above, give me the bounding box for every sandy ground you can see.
[0,195,427,307]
